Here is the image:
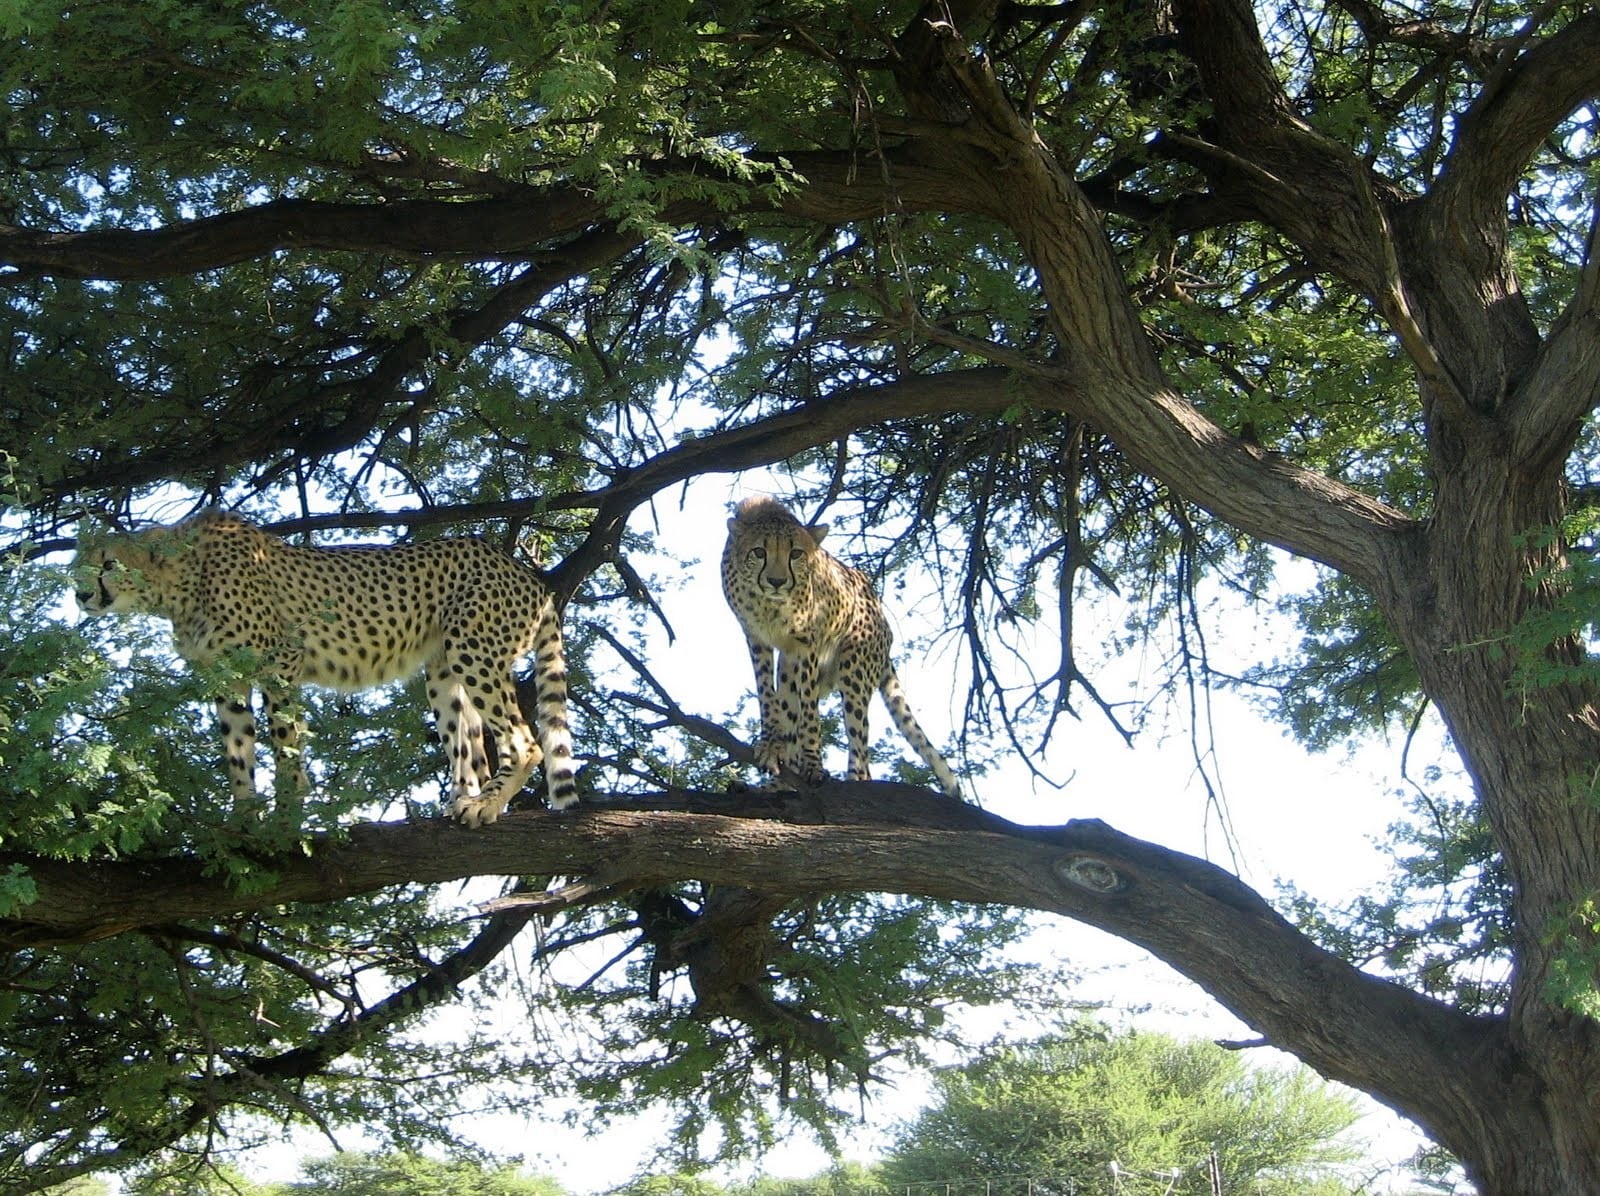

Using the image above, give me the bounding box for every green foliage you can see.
[880,1020,1363,1196]
[125,1161,273,1196]
[732,1163,889,1196]
[1508,515,1600,700]
[544,892,1060,1169]
[38,1180,112,1196]
[609,1174,731,1196]
[0,0,1596,1186]
[276,1150,562,1196]
[1544,895,1600,1020]
[1282,787,1512,1016]
[1241,572,1423,752]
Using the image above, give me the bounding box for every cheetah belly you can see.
[290,616,444,692]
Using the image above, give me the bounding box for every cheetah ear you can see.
[808,523,830,544]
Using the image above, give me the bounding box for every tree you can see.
[277,1151,562,1196]
[124,1161,273,1196]
[607,1175,732,1196]
[735,1163,890,1196]
[0,1,1596,1193]
[39,1182,112,1196]
[881,1021,1361,1195]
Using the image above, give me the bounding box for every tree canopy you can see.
[2,1,1598,1194]
[117,1151,560,1196]
[881,1021,1362,1196]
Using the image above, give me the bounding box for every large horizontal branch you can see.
[0,191,607,281]
[0,782,1512,1164]
[0,150,974,284]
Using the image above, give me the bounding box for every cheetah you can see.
[73,509,578,826]
[721,496,962,799]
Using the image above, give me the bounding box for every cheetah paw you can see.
[752,739,784,775]
[452,794,509,828]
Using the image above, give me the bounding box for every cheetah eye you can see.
[750,546,767,561]
[789,548,805,562]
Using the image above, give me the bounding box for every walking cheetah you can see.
[721,496,962,799]
[73,509,578,826]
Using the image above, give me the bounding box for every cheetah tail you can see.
[879,666,964,801]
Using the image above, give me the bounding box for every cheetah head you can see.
[730,520,829,601]
[71,531,173,615]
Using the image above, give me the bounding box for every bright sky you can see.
[89,471,1453,1192]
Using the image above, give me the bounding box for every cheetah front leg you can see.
[745,638,785,779]
[776,649,827,785]
[264,688,311,807]
[258,650,309,812]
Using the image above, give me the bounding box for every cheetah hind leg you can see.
[527,617,579,811]
[451,669,544,828]
[426,675,491,805]
[265,689,310,817]
[840,682,874,784]
[216,692,265,809]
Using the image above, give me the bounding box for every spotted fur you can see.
[721,496,962,798]
[74,510,577,826]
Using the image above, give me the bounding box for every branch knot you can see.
[1054,853,1126,895]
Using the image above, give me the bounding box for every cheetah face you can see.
[749,539,806,595]
[738,524,828,601]
[71,546,147,614]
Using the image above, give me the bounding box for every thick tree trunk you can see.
[1373,426,1600,1194]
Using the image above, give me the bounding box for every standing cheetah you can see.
[721,496,963,799]
[74,509,578,826]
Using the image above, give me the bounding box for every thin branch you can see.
[150,924,355,1011]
